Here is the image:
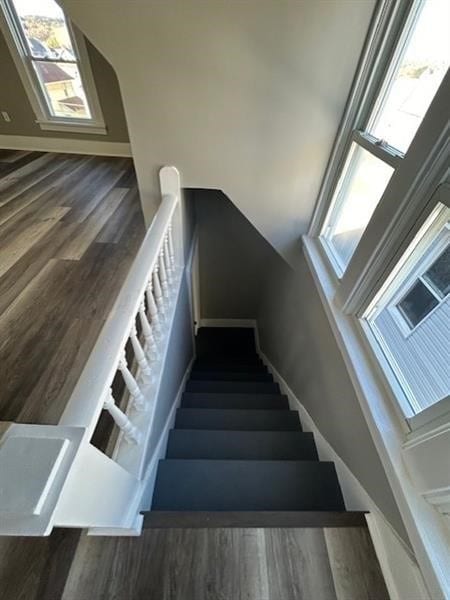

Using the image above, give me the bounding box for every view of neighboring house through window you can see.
[0,0,103,126]
[321,0,449,273]
[363,201,450,415]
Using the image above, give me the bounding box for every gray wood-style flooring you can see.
[0,149,145,426]
[0,526,389,600]
[61,526,388,600]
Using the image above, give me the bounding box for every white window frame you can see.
[387,224,450,336]
[304,0,450,595]
[0,0,106,134]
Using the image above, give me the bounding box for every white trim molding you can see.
[302,235,450,599]
[0,134,131,157]
[259,347,431,600]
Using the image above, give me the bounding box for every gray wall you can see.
[257,250,409,543]
[196,192,408,543]
[0,28,129,142]
[195,189,274,318]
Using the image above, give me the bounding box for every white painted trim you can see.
[0,134,131,156]
[366,512,431,600]
[258,348,431,600]
[87,357,195,535]
[199,318,257,329]
[139,357,195,512]
[302,235,450,598]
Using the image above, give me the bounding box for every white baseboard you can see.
[259,348,430,600]
[0,134,132,157]
[199,318,257,328]
[139,357,195,511]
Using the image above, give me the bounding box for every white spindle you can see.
[129,324,153,384]
[103,390,141,444]
[168,222,175,269]
[118,351,148,411]
[139,301,158,360]
[152,267,166,317]
[163,235,173,286]
[158,251,170,299]
[146,282,162,333]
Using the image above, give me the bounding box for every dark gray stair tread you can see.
[181,392,288,410]
[192,362,266,373]
[186,380,280,394]
[190,371,273,382]
[152,460,345,511]
[175,408,302,431]
[167,430,318,460]
[144,511,367,528]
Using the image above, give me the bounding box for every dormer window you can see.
[0,0,106,133]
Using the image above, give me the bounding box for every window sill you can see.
[36,120,107,135]
[303,234,450,599]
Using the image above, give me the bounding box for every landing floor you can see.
[0,149,145,425]
[0,525,389,600]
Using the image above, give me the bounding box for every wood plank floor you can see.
[0,149,145,426]
[61,526,388,600]
[0,526,389,600]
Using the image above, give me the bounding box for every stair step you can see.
[181,392,289,410]
[175,408,302,431]
[186,380,280,394]
[152,460,345,511]
[190,371,273,382]
[167,430,318,460]
[144,510,367,528]
[192,362,267,373]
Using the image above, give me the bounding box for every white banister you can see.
[152,267,166,317]
[129,324,153,384]
[0,166,185,537]
[118,351,148,411]
[158,250,170,299]
[163,235,173,286]
[59,177,180,435]
[138,301,158,360]
[103,390,142,444]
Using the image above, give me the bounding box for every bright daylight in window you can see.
[363,202,450,416]
[321,0,449,273]
[8,0,92,119]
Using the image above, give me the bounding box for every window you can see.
[0,0,105,133]
[364,204,450,415]
[320,0,449,274]
[397,242,449,329]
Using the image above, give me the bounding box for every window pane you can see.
[364,203,450,415]
[397,280,439,328]
[33,61,91,119]
[368,0,449,153]
[423,244,450,297]
[11,0,75,60]
[323,143,394,271]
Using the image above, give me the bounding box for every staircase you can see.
[147,327,365,526]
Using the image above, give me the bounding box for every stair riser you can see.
[175,409,302,431]
[190,371,273,382]
[181,393,289,410]
[186,381,280,394]
[152,460,345,511]
[167,430,318,460]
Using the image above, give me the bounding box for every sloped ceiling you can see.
[60,0,375,266]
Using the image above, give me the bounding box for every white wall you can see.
[59,0,375,266]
